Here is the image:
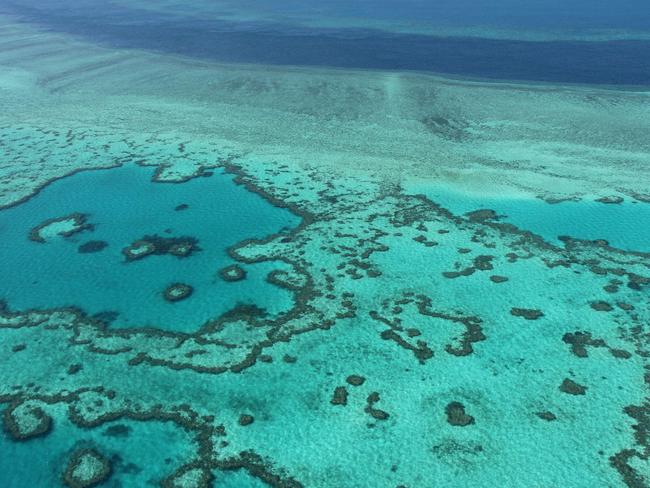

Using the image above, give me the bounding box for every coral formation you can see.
[122,235,200,262]
[63,448,112,488]
[29,213,93,243]
[163,283,194,303]
[219,265,246,282]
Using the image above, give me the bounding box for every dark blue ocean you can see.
[2,0,650,85]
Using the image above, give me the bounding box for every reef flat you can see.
[0,7,648,488]
[1,12,649,208]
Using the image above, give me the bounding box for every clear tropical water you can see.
[407,183,650,252]
[0,2,648,488]
[0,164,298,331]
[0,405,196,487]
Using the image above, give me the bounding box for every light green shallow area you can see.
[0,13,648,488]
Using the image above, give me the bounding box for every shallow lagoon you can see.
[407,183,650,252]
[0,406,195,487]
[0,164,300,331]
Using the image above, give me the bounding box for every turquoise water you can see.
[0,407,195,487]
[214,469,268,487]
[408,184,650,252]
[0,2,649,488]
[0,164,300,331]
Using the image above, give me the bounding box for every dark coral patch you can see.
[102,424,131,438]
[365,392,390,421]
[442,268,475,279]
[608,403,650,488]
[465,209,500,222]
[239,414,255,426]
[610,349,632,359]
[331,386,348,406]
[169,242,195,257]
[63,448,112,488]
[122,234,200,262]
[473,255,495,271]
[617,302,634,311]
[563,331,631,360]
[596,196,624,204]
[379,329,433,363]
[29,212,93,243]
[562,331,606,358]
[490,275,509,283]
[413,235,438,247]
[371,294,485,360]
[590,301,614,312]
[442,255,494,279]
[346,375,366,387]
[219,264,247,282]
[78,240,108,253]
[445,401,475,427]
[603,280,621,293]
[536,411,557,422]
[559,378,588,395]
[510,308,544,320]
[627,273,650,291]
[592,239,610,247]
[121,239,155,261]
[67,364,83,375]
[3,404,52,441]
[163,283,193,303]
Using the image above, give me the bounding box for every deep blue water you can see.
[3,0,650,85]
[208,0,650,32]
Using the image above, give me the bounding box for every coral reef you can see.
[122,235,200,262]
[163,283,194,303]
[63,448,112,488]
[219,265,246,282]
[29,213,93,243]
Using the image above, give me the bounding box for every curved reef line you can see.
[0,154,648,488]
